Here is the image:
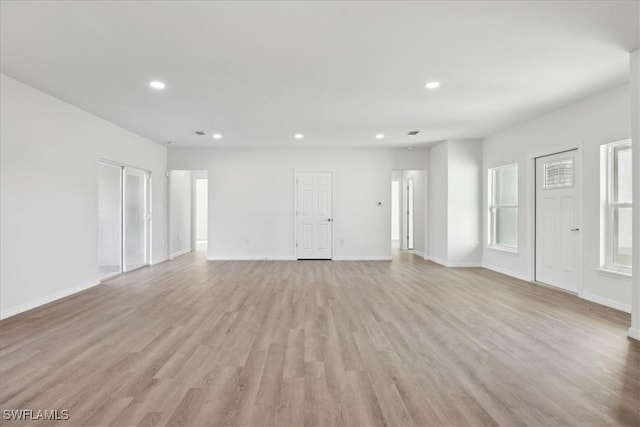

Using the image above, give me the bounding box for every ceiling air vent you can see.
[195,131,206,136]
[407,130,419,136]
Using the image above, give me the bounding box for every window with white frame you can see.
[602,139,632,274]
[488,163,518,251]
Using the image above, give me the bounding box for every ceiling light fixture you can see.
[212,134,222,139]
[294,133,304,139]
[149,81,166,90]
[425,81,440,89]
[375,134,385,139]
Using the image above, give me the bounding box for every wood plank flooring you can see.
[1,251,639,426]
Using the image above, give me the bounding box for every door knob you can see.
[327,218,332,222]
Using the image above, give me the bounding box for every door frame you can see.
[529,144,583,292]
[293,170,334,260]
[98,159,152,275]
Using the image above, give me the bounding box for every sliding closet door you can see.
[124,167,149,271]
[98,162,122,278]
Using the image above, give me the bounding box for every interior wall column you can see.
[629,49,640,341]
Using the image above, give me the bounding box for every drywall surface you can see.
[630,50,639,337]
[0,74,167,318]
[447,140,483,264]
[170,170,192,257]
[483,84,632,310]
[168,148,429,259]
[429,142,449,263]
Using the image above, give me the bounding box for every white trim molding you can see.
[170,248,192,259]
[579,292,631,313]
[0,278,101,320]
[428,256,482,268]
[207,255,297,261]
[628,327,640,341]
[150,257,169,266]
[332,256,393,261]
[481,263,530,281]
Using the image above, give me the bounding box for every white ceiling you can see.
[1,1,638,148]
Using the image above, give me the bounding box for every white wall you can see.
[0,74,168,319]
[195,178,208,241]
[483,84,632,311]
[168,148,428,260]
[429,142,448,262]
[630,50,640,339]
[169,170,192,257]
[447,140,483,264]
[427,140,482,266]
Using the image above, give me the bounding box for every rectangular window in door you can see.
[124,167,149,271]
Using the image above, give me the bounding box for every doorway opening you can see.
[391,170,426,258]
[194,176,208,252]
[169,170,208,259]
[98,161,151,279]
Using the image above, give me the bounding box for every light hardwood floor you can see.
[1,251,639,426]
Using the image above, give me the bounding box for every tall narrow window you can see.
[602,140,632,274]
[488,163,518,251]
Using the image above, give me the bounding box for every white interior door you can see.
[535,150,581,292]
[296,171,332,259]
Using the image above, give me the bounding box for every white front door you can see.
[296,171,332,259]
[535,150,581,292]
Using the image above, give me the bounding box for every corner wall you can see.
[482,84,632,311]
[0,74,168,319]
[630,50,640,339]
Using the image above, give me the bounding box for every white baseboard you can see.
[579,292,631,313]
[427,256,482,268]
[207,255,296,261]
[170,248,192,259]
[151,256,169,266]
[0,278,101,320]
[628,327,640,341]
[481,263,530,281]
[411,250,425,258]
[332,256,393,261]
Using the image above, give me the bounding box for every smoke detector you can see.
[195,131,206,136]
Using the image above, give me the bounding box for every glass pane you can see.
[614,207,632,267]
[496,165,517,205]
[543,158,573,188]
[124,168,148,271]
[614,146,632,204]
[496,207,518,247]
[98,163,122,278]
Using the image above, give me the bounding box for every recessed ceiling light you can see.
[375,134,385,139]
[425,81,440,89]
[212,134,222,139]
[294,133,304,139]
[149,81,166,90]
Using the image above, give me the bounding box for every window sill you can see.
[597,268,631,280]
[487,245,519,255]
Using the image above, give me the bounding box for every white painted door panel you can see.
[296,172,332,259]
[535,150,580,292]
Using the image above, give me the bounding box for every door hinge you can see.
[296,243,298,248]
